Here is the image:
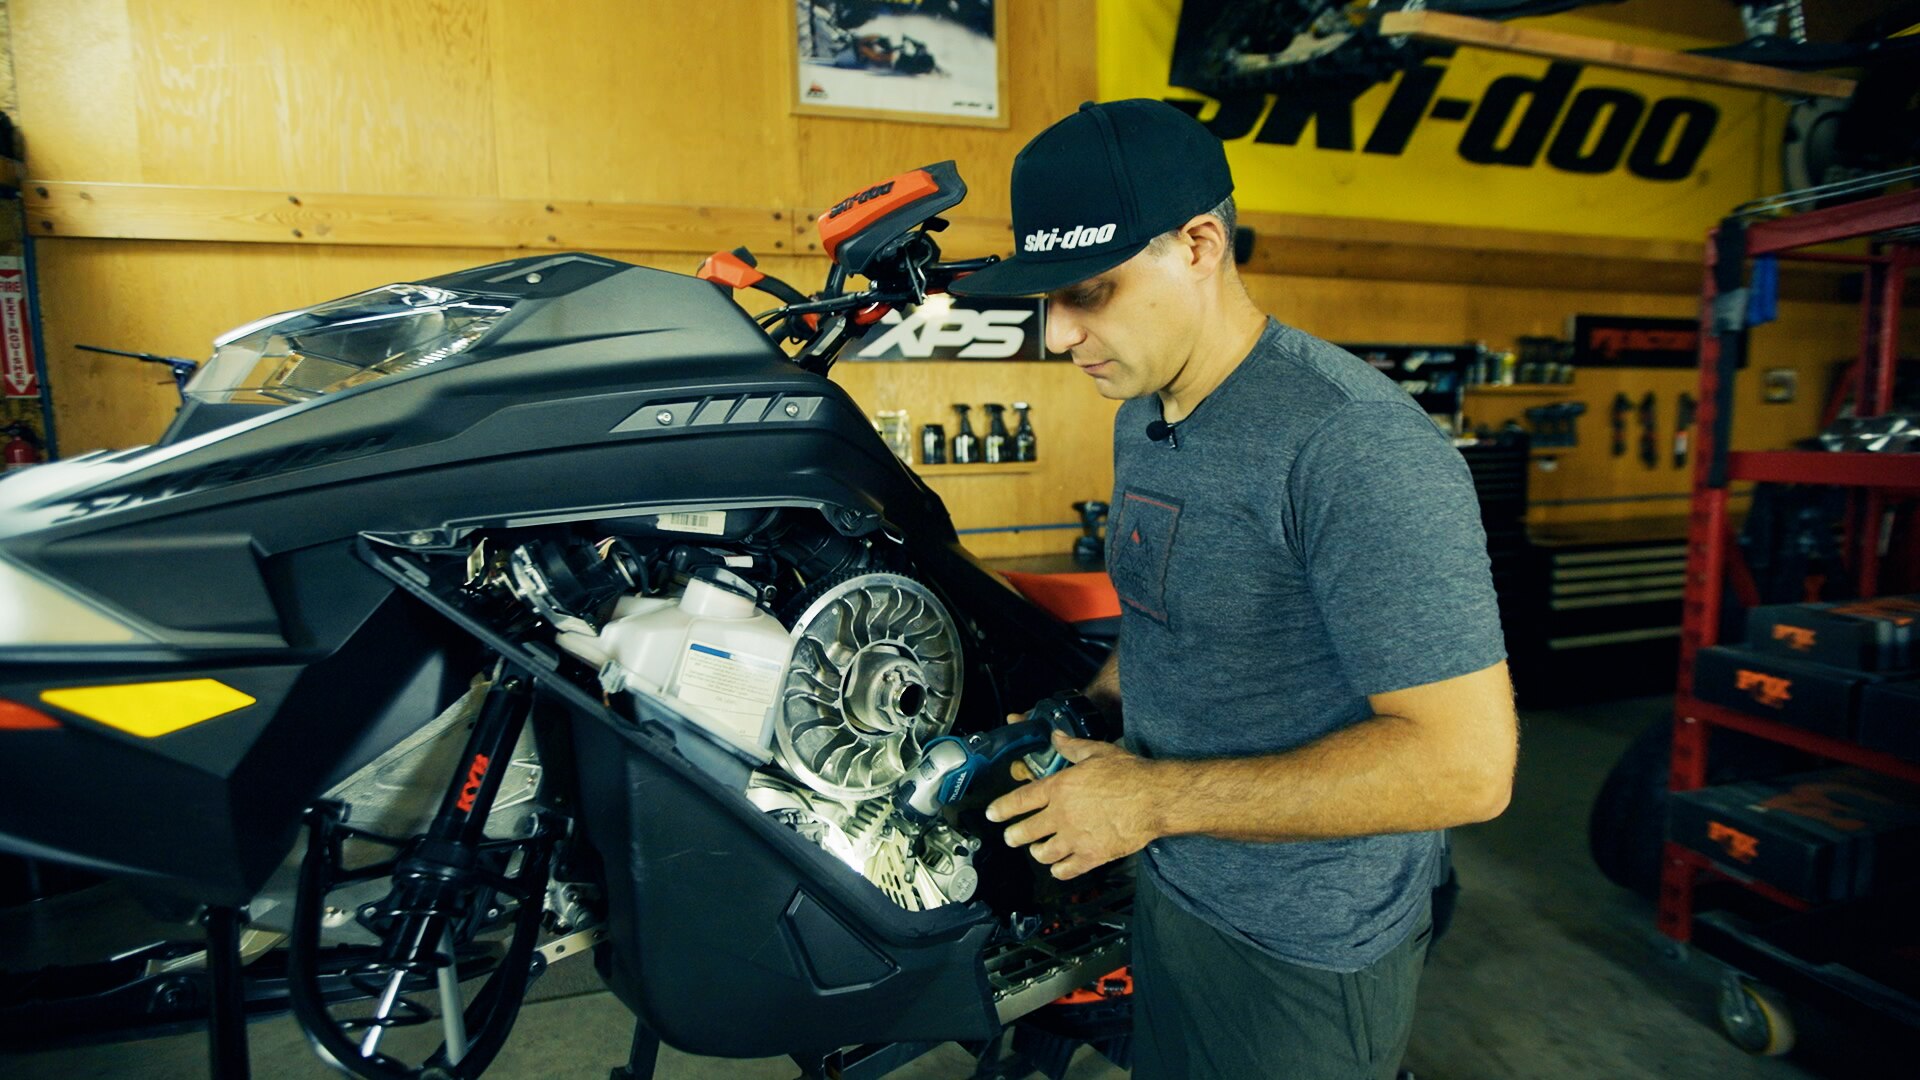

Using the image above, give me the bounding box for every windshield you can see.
[186,283,514,405]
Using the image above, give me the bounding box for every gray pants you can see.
[1131,871,1431,1080]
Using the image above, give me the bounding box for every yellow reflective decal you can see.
[40,679,256,738]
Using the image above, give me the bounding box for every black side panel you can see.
[570,714,998,1059]
[0,544,482,903]
[37,532,283,640]
[224,589,483,892]
[158,401,283,446]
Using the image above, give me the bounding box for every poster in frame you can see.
[791,1,1009,128]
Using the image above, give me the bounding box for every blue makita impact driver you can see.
[894,691,1110,823]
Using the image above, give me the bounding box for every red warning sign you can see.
[0,259,38,399]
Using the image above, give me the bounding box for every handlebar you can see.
[756,255,1000,327]
[711,221,1001,373]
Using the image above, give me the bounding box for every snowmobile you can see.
[0,160,1130,1079]
[852,33,939,77]
[801,3,942,78]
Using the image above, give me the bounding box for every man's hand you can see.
[985,731,1163,880]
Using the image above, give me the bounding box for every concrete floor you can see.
[3,696,1895,1079]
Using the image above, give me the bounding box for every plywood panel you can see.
[1236,212,1854,299]
[487,0,798,208]
[1241,273,1477,344]
[1467,369,1699,524]
[26,182,794,253]
[1245,209,1705,264]
[118,0,500,194]
[21,0,803,207]
[1231,274,1870,529]
[11,0,142,179]
[831,357,1121,561]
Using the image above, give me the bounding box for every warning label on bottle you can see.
[656,512,726,536]
[676,640,783,738]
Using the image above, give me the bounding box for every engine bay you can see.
[449,506,1020,913]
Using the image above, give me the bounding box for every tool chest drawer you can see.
[1509,519,1689,703]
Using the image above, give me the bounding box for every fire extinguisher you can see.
[3,422,41,471]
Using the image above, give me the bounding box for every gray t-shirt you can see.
[1110,317,1506,972]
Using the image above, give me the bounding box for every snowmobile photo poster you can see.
[793,1,1006,127]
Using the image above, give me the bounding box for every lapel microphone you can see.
[1145,420,1178,449]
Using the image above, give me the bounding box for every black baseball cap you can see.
[949,99,1233,298]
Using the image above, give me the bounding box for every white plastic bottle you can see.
[557,568,793,757]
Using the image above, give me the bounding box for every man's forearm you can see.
[1147,710,1513,842]
[1084,647,1121,715]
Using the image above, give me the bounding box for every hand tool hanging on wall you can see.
[951,404,980,464]
[1638,391,1658,469]
[1675,392,1698,468]
[1564,402,1589,447]
[1611,393,1633,457]
[1525,405,1555,447]
[1525,402,1587,448]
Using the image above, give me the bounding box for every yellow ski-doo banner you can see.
[1100,2,1781,242]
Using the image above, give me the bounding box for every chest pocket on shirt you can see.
[1109,488,1182,625]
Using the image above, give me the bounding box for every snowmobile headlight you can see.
[0,556,152,647]
[186,283,513,406]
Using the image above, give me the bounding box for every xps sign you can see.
[851,298,1069,362]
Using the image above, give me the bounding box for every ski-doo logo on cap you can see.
[1023,223,1117,253]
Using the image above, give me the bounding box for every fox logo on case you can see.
[1735,670,1792,708]
[1760,781,1880,832]
[1831,597,1920,626]
[1771,624,1816,651]
[1707,821,1759,862]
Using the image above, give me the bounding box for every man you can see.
[950,100,1518,1079]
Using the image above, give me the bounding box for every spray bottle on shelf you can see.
[1013,402,1036,462]
[983,403,1010,464]
[951,404,980,464]
[920,423,947,464]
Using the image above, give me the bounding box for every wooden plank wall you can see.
[1296,280,1857,528]
[8,0,1894,557]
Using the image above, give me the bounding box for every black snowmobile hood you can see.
[0,254,791,546]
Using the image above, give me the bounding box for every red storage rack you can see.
[1662,186,1920,945]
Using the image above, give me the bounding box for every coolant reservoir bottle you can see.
[588,568,793,756]
[665,571,794,747]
